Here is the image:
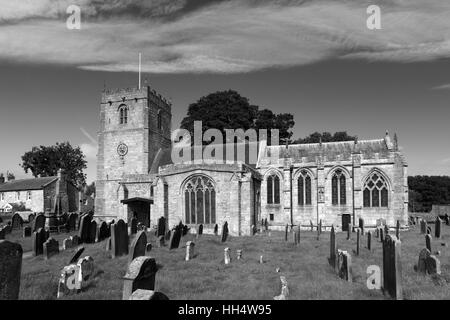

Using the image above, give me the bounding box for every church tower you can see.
[95,86,172,220]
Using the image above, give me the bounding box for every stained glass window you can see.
[184,176,216,224]
[363,172,389,208]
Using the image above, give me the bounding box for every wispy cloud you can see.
[0,0,449,74]
[432,83,450,90]
[79,127,97,159]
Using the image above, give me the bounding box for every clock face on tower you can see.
[117,143,128,157]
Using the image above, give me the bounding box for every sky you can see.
[0,0,449,183]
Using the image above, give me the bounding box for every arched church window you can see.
[332,169,346,205]
[298,170,312,205]
[184,176,216,225]
[363,172,389,207]
[119,105,128,124]
[267,174,280,204]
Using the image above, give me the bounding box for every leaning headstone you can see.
[111,219,129,258]
[69,247,85,265]
[0,240,23,300]
[435,217,442,239]
[329,226,337,268]
[168,227,182,250]
[382,235,402,300]
[336,250,352,282]
[128,231,147,264]
[33,214,46,232]
[122,256,158,300]
[157,217,166,237]
[185,241,195,261]
[23,226,32,238]
[11,213,23,230]
[221,221,229,243]
[43,237,59,260]
[130,217,138,235]
[426,234,432,252]
[78,214,92,244]
[224,248,231,265]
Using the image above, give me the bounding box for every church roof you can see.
[0,176,58,192]
[263,139,391,162]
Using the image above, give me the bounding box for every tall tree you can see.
[180,90,295,144]
[294,131,357,144]
[21,142,87,186]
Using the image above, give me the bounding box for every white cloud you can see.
[80,143,97,159]
[0,0,449,73]
[432,84,450,90]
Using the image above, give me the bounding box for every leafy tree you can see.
[84,182,96,197]
[6,172,15,180]
[21,142,87,186]
[294,131,357,144]
[180,90,295,144]
[408,176,450,212]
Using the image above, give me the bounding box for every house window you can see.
[363,172,389,207]
[297,170,312,205]
[270,214,274,221]
[27,191,31,200]
[184,176,216,225]
[331,169,346,205]
[267,174,281,204]
[119,105,128,124]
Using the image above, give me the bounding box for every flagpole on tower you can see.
[138,52,142,89]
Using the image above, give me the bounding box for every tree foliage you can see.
[408,176,450,212]
[180,90,295,144]
[21,142,87,186]
[294,131,358,144]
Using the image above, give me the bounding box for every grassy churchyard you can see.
[9,219,450,300]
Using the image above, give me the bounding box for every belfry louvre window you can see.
[267,174,280,204]
[331,169,346,205]
[363,172,389,207]
[119,105,128,124]
[298,170,312,205]
[184,176,216,225]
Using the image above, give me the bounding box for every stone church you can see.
[94,85,409,236]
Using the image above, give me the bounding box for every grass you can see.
[12,222,450,300]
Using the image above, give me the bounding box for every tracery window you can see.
[267,174,280,204]
[119,105,128,124]
[184,176,216,224]
[363,172,389,207]
[331,169,346,205]
[298,170,312,205]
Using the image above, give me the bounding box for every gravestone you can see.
[69,246,85,265]
[296,225,301,244]
[105,237,111,251]
[78,214,92,244]
[264,218,269,231]
[435,217,441,239]
[236,249,242,260]
[420,220,427,234]
[32,228,48,256]
[367,231,372,251]
[77,256,95,282]
[396,220,400,240]
[111,220,129,258]
[336,250,352,282]
[182,225,189,236]
[67,213,78,231]
[130,217,138,235]
[63,238,73,250]
[129,231,147,264]
[310,220,314,232]
[426,234,432,252]
[273,276,289,300]
[33,214,46,232]
[158,235,165,248]
[359,218,364,235]
[380,228,384,242]
[11,214,23,230]
[0,227,4,240]
[145,243,152,255]
[89,220,97,243]
[165,230,171,241]
[43,237,59,260]
[417,248,430,273]
[57,264,80,298]
[427,226,432,235]
[27,214,34,224]
[375,227,379,238]
[426,255,441,275]
[23,226,32,238]
[221,221,229,243]
[157,217,166,237]
[70,235,80,247]
[168,227,182,250]
[214,224,218,236]
[224,248,231,265]
[185,241,195,261]
[96,221,109,242]
[123,256,158,300]
[356,228,361,256]
[329,226,337,268]
[382,235,402,300]
[197,224,203,237]
[0,240,23,300]
[285,224,289,242]
[318,219,322,234]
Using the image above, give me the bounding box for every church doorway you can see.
[342,214,351,231]
[120,198,153,227]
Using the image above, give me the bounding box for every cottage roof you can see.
[0,176,58,192]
